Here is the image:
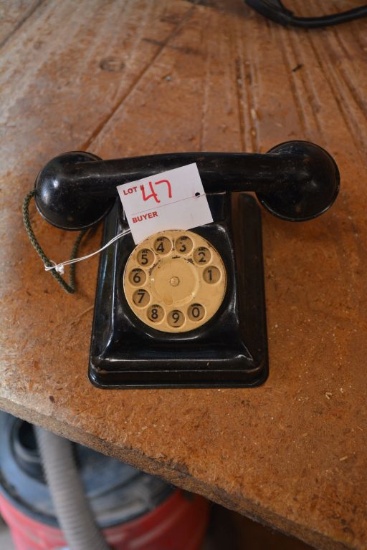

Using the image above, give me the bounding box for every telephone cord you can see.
[22,190,87,294]
[245,1,367,28]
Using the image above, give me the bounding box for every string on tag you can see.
[45,230,130,274]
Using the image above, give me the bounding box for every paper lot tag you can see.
[117,163,213,243]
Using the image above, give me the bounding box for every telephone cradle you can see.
[32,140,340,389]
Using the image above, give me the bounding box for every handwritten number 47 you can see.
[140,179,172,203]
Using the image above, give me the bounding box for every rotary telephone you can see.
[32,141,339,389]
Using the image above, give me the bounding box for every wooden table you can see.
[1,1,366,548]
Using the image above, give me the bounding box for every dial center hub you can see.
[152,258,198,306]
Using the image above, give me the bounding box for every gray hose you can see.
[36,427,110,550]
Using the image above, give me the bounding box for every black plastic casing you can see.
[89,192,268,389]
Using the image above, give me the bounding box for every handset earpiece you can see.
[34,151,114,230]
[34,140,339,230]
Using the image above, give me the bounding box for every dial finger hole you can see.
[167,309,185,328]
[193,246,211,265]
[137,248,154,267]
[147,304,164,323]
[154,236,172,255]
[129,268,146,286]
[175,235,193,255]
[203,266,221,284]
[132,289,150,307]
[187,303,205,322]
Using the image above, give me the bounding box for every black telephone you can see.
[33,141,339,389]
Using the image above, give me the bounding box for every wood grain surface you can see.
[0,1,366,549]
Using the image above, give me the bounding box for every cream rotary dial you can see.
[123,230,227,333]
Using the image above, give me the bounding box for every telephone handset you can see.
[34,141,339,388]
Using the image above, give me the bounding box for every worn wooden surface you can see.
[0,1,366,549]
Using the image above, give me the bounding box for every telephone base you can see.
[89,193,268,389]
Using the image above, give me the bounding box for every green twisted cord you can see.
[22,190,87,293]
